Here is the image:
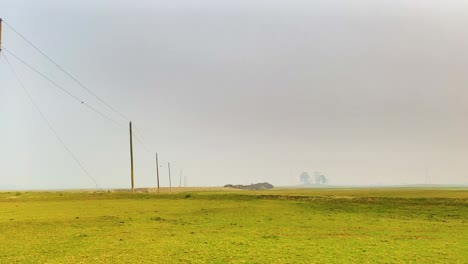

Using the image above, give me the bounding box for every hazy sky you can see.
[1,0,468,189]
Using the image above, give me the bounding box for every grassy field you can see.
[0,188,467,263]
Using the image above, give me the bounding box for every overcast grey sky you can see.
[1,0,468,189]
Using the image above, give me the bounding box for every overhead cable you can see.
[4,20,157,156]
[3,53,100,189]
[4,20,155,152]
[132,131,152,153]
[4,48,126,129]
[3,20,130,122]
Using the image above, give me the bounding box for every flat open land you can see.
[0,188,467,263]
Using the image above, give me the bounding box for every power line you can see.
[131,123,154,153]
[4,49,153,151]
[3,53,99,189]
[3,47,126,129]
[3,20,164,187]
[3,20,156,152]
[2,19,167,190]
[132,131,152,153]
[4,45,157,169]
[132,123,147,142]
[3,19,130,122]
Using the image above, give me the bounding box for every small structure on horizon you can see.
[224,182,274,190]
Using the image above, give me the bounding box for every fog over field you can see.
[1,0,468,189]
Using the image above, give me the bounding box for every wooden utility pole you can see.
[129,122,135,193]
[155,153,160,193]
[179,169,182,188]
[0,18,3,55]
[168,162,172,192]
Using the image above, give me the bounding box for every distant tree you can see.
[318,175,327,184]
[299,172,311,185]
[314,171,328,185]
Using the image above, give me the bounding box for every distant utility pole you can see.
[155,153,160,193]
[179,169,182,188]
[129,122,135,193]
[425,167,431,185]
[168,162,172,192]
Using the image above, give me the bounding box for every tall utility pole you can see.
[129,122,134,193]
[155,153,160,193]
[0,18,3,56]
[168,162,172,192]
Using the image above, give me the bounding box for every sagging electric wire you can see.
[3,19,162,178]
[3,53,100,189]
[3,19,130,122]
[131,123,153,153]
[4,19,156,154]
[5,47,153,155]
[132,131,152,153]
[3,47,126,130]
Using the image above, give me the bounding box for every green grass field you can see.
[0,188,467,263]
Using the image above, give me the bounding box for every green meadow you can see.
[0,188,467,263]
